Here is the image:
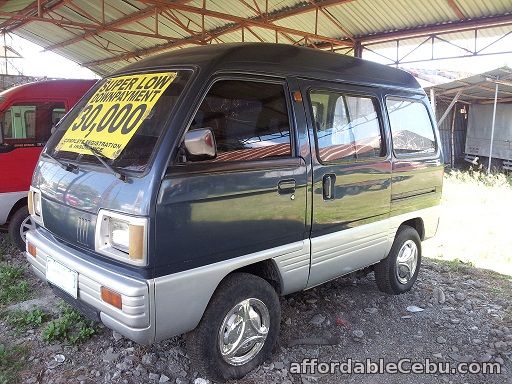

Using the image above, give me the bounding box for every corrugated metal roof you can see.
[0,0,511,76]
[457,0,512,18]
[425,66,512,103]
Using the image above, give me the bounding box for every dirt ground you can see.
[1,172,511,384]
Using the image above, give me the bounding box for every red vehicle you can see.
[0,79,96,249]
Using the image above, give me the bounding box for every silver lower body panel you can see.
[25,229,154,344]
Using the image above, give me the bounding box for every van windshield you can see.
[45,70,191,173]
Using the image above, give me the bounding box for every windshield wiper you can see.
[82,142,128,182]
[43,151,79,173]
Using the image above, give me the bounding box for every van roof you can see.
[0,79,97,101]
[121,43,421,91]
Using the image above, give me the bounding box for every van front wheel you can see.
[8,206,34,251]
[186,272,280,381]
[374,225,421,295]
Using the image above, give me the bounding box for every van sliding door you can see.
[298,79,393,288]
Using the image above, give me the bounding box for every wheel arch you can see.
[229,259,283,295]
[153,250,295,343]
[7,197,28,222]
[399,217,425,240]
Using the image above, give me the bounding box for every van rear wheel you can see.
[185,272,280,381]
[8,206,34,251]
[374,225,421,295]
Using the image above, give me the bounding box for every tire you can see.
[8,206,35,251]
[185,272,281,381]
[374,225,421,295]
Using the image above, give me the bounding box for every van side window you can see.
[3,106,36,139]
[2,102,65,142]
[3,109,12,138]
[189,80,292,162]
[52,108,66,125]
[25,109,36,138]
[310,90,383,162]
[386,98,436,155]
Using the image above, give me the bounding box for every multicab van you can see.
[25,44,443,380]
[0,79,96,249]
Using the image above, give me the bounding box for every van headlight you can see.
[28,187,43,224]
[110,219,129,252]
[95,210,147,265]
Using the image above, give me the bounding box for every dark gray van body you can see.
[25,44,443,346]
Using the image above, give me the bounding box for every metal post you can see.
[354,41,362,58]
[488,79,499,173]
[450,102,456,168]
[3,32,7,76]
[430,88,436,121]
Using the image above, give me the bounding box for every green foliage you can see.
[3,309,48,332]
[42,302,96,344]
[0,264,29,305]
[0,343,27,384]
[435,258,474,272]
[446,168,512,188]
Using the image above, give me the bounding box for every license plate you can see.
[46,257,78,299]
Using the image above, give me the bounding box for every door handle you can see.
[323,174,336,200]
[278,179,296,195]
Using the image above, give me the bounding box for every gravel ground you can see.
[1,235,511,384]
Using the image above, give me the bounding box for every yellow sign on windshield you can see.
[56,72,177,159]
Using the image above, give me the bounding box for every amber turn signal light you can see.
[27,243,37,258]
[128,224,144,261]
[293,90,303,102]
[100,286,122,309]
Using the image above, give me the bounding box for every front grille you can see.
[76,217,91,245]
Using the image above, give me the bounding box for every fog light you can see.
[101,286,122,309]
[27,243,36,258]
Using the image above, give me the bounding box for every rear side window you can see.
[386,98,436,155]
[310,90,383,162]
[189,80,291,162]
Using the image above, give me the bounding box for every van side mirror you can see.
[183,128,216,161]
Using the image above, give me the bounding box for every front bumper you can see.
[25,228,155,344]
